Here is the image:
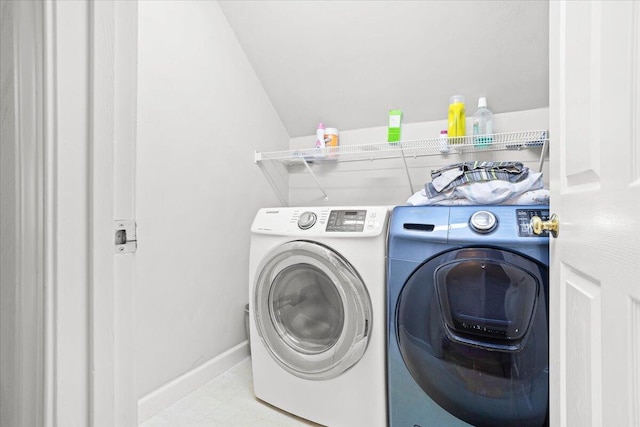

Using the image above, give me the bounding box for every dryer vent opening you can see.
[403,223,435,232]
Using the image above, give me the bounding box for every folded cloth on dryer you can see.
[428,161,529,196]
[509,188,550,205]
[407,189,550,206]
[407,173,546,206]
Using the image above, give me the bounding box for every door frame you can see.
[1,1,45,426]
[1,1,137,425]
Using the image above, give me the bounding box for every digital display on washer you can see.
[516,209,550,237]
[326,210,366,232]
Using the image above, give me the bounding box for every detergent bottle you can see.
[447,95,466,143]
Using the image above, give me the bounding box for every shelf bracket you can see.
[398,142,415,196]
[255,151,289,206]
[300,157,329,201]
[537,132,549,173]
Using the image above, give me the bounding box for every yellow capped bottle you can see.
[448,95,466,142]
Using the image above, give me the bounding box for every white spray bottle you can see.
[314,122,326,160]
[315,122,326,149]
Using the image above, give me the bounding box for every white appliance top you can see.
[251,206,389,237]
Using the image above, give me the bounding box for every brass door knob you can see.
[531,214,559,238]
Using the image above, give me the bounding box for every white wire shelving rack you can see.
[255,130,549,205]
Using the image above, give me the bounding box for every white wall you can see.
[135,0,287,419]
[289,108,549,206]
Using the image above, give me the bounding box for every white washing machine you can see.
[249,206,389,427]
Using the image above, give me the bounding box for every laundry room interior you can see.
[134,0,551,424]
[2,1,639,427]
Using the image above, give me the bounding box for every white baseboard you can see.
[137,341,250,424]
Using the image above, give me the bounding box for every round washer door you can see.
[396,247,548,427]
[254,240,372,380]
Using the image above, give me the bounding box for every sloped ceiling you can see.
[218,0,549,138]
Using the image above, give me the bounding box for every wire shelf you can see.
[254,130,549,205]
[255,130,548,166]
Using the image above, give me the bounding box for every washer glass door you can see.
[254,240,372,380]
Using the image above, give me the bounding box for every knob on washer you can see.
[298,211,317,230]
[469,210,497,233]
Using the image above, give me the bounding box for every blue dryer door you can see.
[396,247,548,427]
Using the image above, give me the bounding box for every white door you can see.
[549,1,640,426]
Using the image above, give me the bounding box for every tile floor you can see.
[140,357,321,427]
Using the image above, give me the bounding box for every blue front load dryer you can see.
[387,205,550,427]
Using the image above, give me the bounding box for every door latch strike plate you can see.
[115,220,137,254]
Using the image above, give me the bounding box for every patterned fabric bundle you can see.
[426,161,529,198]
[406,161,549,206]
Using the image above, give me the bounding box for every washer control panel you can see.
[516,209,550,237]
[252,206,388,236]
[326,210,367,232]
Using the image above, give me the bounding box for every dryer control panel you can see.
[516,209,550,237]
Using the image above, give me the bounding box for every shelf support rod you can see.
[300,157,329,201]
[399,142,415,195]
[537,132,549,173]
[256,158,288,206]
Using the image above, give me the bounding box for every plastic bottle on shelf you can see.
[324,127,339,160]
[447,95,466,143]
[438,130,450,154]
[314,122,325,160]
[472,97,493,147]
[315,122,326,149]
